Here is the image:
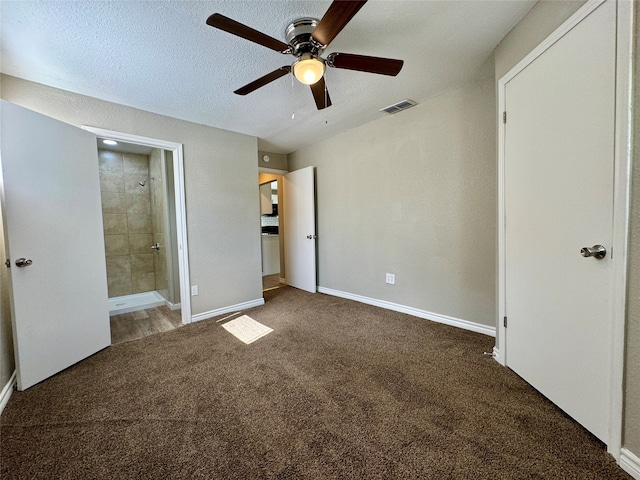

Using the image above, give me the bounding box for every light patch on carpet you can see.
[221,315,273,344]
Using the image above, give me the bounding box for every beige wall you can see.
[0,74,263,388]
[494,0,639,457]
[624,0,640,456]
[494,0,586,80]
[289,73,497,327]
[258,151,288,171]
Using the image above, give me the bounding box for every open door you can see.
[501,1,616,443]
[0,101,111,390]
[283,167,316,293]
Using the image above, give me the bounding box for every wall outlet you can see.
[191,285,199,296]
[386,273,395,285]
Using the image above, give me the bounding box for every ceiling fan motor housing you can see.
[285,18,324,57]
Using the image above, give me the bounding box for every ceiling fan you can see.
[206,0,404,110]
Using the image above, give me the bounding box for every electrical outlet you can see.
[191,285,199,296]
[386,273,395,285]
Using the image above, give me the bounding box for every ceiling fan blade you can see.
[234,67,291,96]
[311,0,367,47]
[327,53,404,76]
[310,77,332,110]
[206,13,290,53]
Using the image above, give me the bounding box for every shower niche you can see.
[97,142,181,315]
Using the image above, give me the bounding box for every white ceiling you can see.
[1,0,535,154]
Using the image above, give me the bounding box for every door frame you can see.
[83,126,192,325]
[496,0,633,457]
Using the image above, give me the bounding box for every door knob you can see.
[580,245,606,259]
[151,243,160,252]
[15,258,33,267]
[306,235,317,240]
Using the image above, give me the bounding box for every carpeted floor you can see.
[0,287,630,479]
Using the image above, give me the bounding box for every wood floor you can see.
[110,305,182,345]
[112,276,279,344]
[262,273,282,291]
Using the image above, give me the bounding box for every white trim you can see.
[191,298,265,323]
[259,167,288,175]
[279,277,287,285]
[621,449,640,480]
[165,301,181,311]
[0,371,16,415]
[497,0,631,457]
[81,126,192,326]
[492,346,502,365]
[608,0,634,459]
[318,287,495,337]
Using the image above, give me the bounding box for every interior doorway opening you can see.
[84,126,191,330]
[259,172,285,292]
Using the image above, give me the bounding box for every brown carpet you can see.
[0,287,630,479]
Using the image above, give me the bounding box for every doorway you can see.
[259,173,284,292]
[84,127,192,328]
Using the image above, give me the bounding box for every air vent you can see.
[379,99,417,114]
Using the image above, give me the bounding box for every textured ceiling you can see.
[1,0,535,154]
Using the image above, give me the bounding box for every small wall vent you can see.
[379,99,418,115]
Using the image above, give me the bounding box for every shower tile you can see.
[128,214,152,234]
[108,275,132,297]
[123,154,149,174]
[129,234,153,254]
[103,214,128,235]
[101,192,126,214]
[104,234,130,256]
[132,273,156,294]
[99,170,124,193]
[130,253,154,273]
[106,255,131,277]
[125,176,150,194]
[152,211,164,233]
[98,150,124,172]
[126,193,151,215]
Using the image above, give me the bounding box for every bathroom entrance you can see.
[85,127,191,341]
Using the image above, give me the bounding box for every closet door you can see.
[503,1,616,443]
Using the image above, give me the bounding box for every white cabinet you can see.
[261,235,280,276]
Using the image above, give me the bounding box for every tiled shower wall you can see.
[149,149,169,299]
[99,150,156,297]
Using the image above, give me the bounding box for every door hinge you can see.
[503,111,507,123]
[4,259,10,268]
[503,316,507,328]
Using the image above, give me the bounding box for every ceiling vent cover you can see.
[380,99,417,114]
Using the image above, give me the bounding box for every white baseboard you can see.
[191,298,265,323]
[317,287,496,337]
[0,371,16,415]
[492,346,506,366]
[165,300,181,311]
[621,448,640,479]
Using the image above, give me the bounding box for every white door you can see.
[283,167,316,293]
[503,1,616,443]
[0,101,111,390]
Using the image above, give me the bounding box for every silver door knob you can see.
[306,235,317,240]
[580,245,606,259]
[15,258,33,267]
[151,243,160,251]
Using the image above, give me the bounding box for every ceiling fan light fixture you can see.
[293,55,325,85]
